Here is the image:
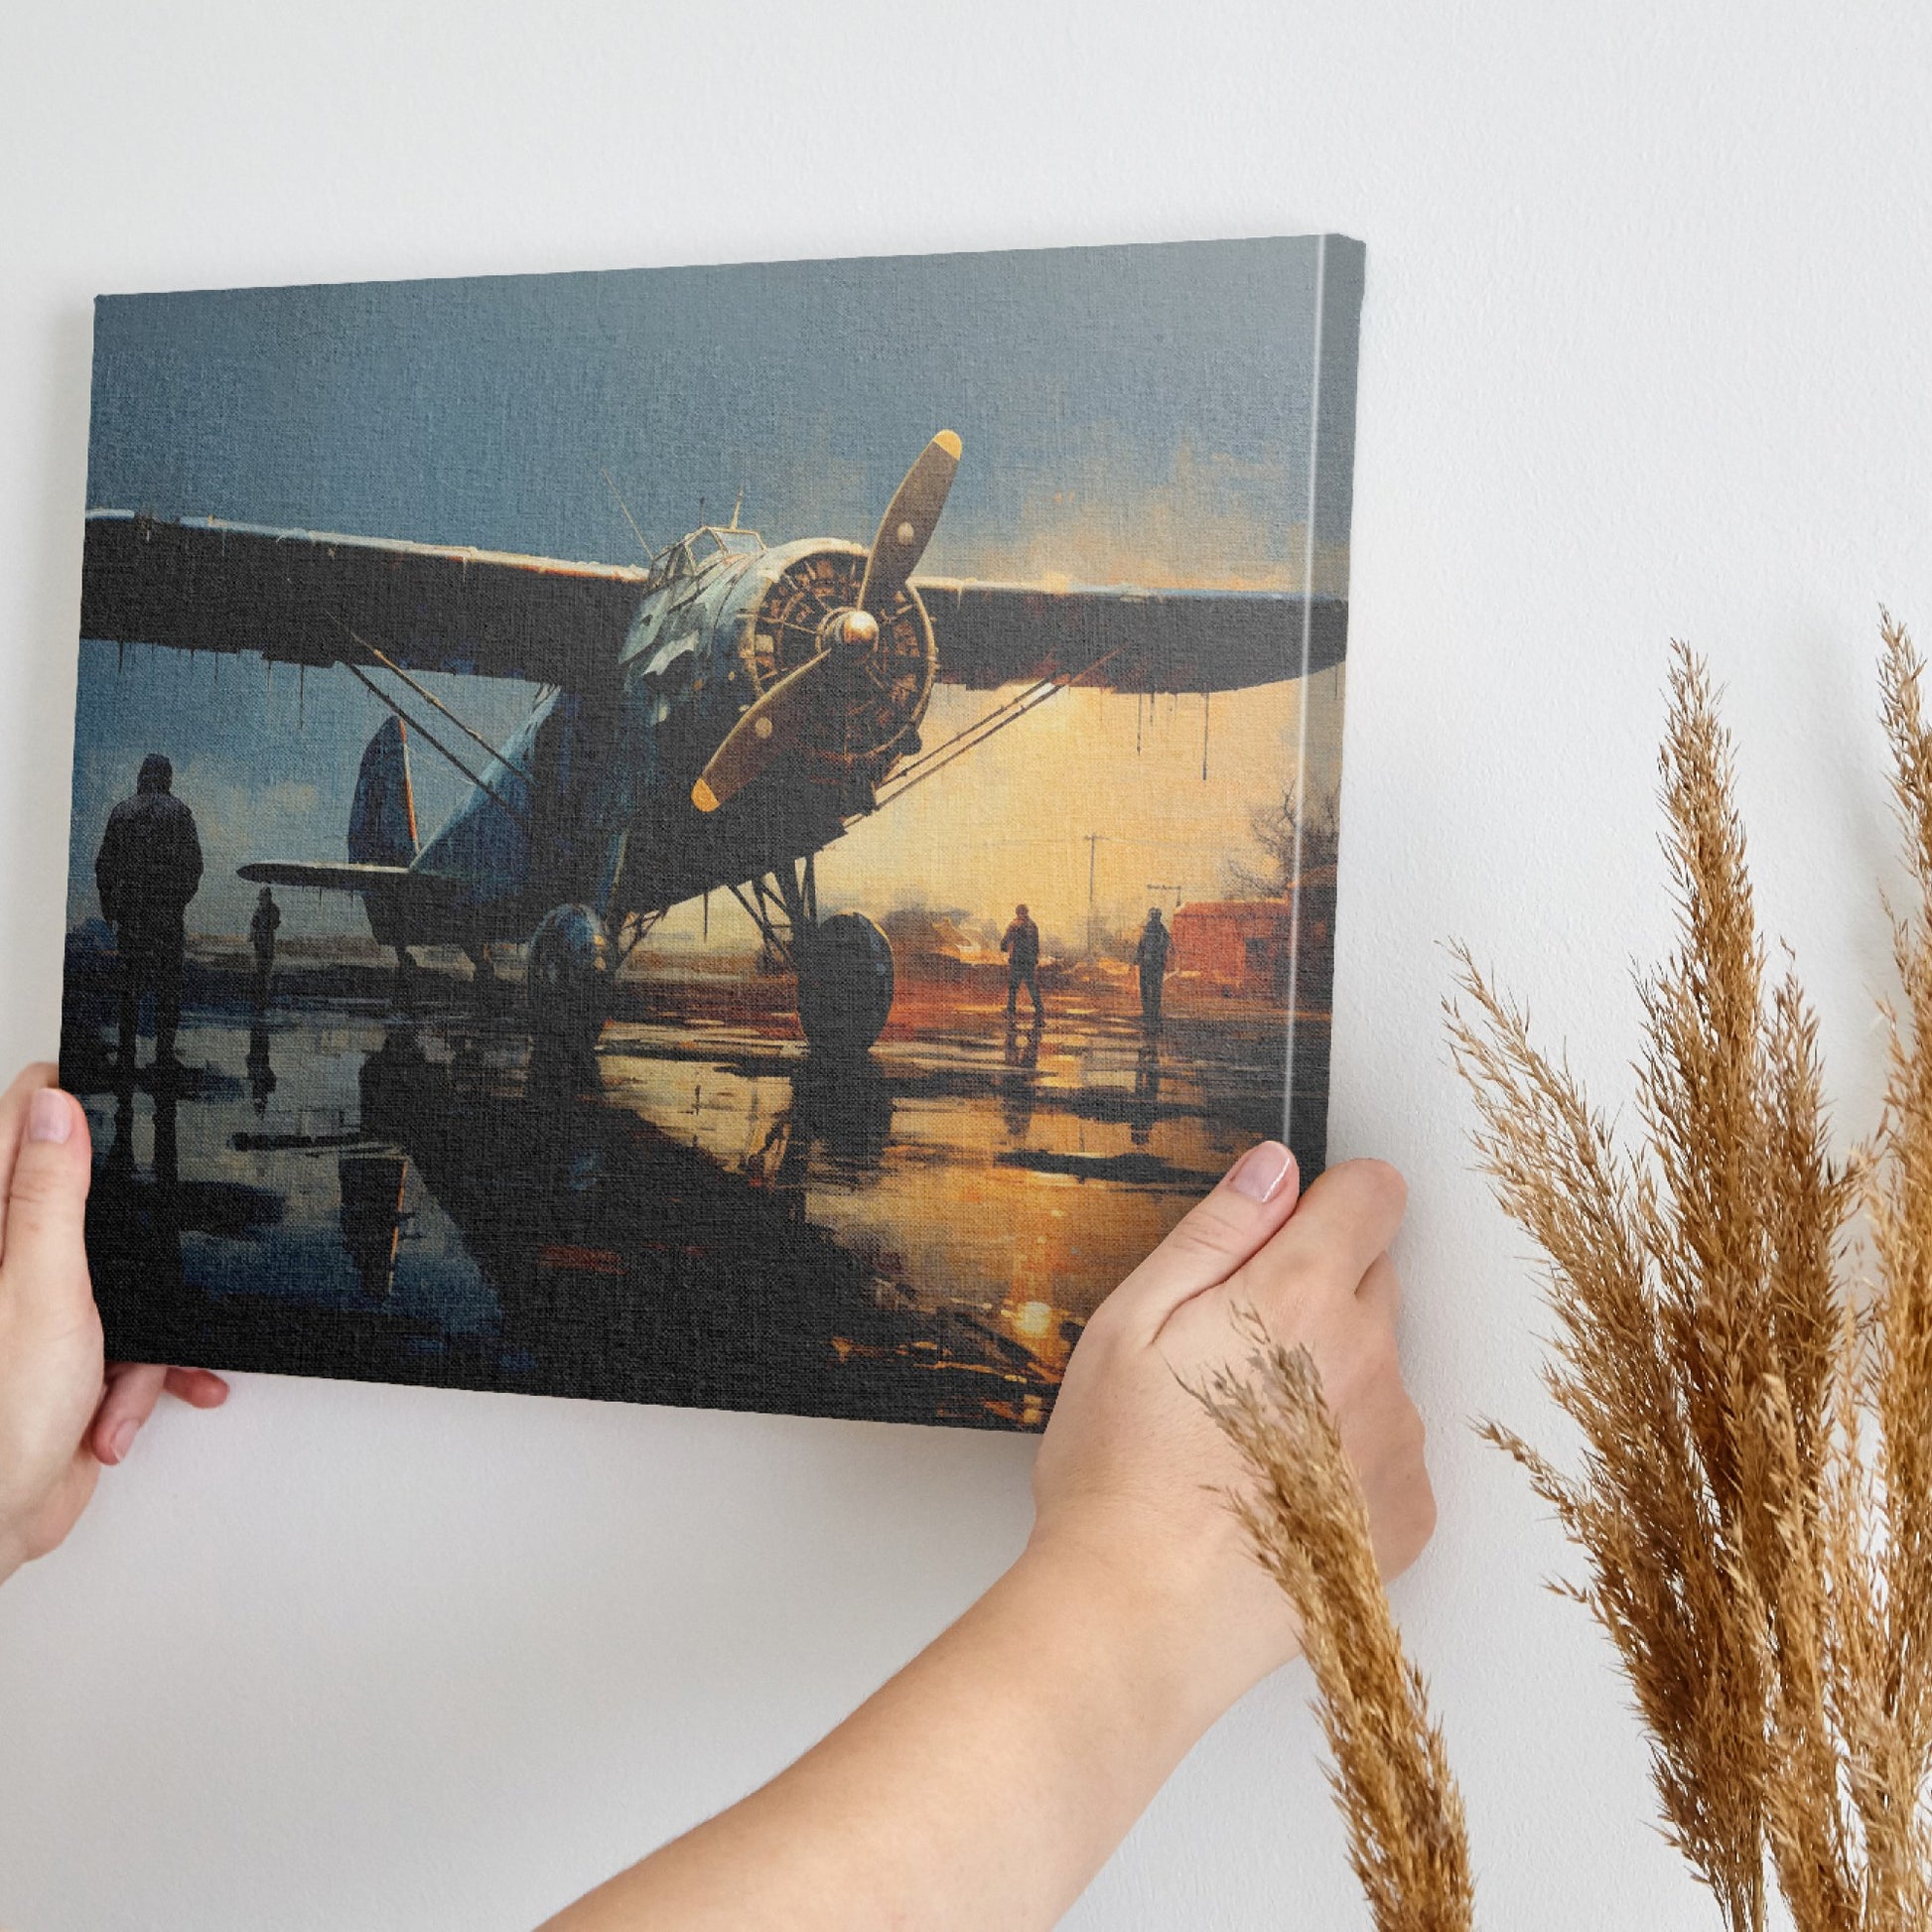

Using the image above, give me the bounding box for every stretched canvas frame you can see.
[61,235,1364,1430]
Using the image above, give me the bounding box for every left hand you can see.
[0,1063,228,1584]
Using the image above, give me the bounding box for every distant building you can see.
[878,907,986,981]
[1171,869,1336,1004]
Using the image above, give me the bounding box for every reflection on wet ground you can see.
[65,982,1322,1432]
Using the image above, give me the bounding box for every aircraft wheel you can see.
[527,904,613,1048]
[796,912,895,1053]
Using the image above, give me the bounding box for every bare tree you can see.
[1225,789,1340,899]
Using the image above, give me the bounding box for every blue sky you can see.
[69,235,1359,940]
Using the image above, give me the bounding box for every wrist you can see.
[1003,1528,1284,1750]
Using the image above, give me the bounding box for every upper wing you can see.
[912,580,1347,693]
[81,511,649,687]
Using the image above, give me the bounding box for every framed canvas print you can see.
[61,234,1364,1430]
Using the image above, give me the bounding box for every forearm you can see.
[540,1150,1430,1931]
[544,1542,1236,1931]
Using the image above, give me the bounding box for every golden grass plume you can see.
[1199,1311,1475,1932]
[1447,621,1932,1930]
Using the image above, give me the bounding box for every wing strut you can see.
[863,646,1123,818]
[341,660,532,834]
[336,620,536,786]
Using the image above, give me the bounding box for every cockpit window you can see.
[644,525,763,591]
[685,527,763,566]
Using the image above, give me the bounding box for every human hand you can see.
[1028,1144,1434,1725]
[540,1145,1433,1932]
[0,1063,228,1584]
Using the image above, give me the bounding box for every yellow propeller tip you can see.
[691,778,720,814]
[934,429,962,459]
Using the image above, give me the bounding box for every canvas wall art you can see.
[61,235,1364,1431]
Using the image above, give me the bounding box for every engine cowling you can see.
[739,543,936,780]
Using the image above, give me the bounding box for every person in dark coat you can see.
[1000,903,1043,1021]
[249,887,282,1010]
[1132,907,1175,1030]
[94,754,203,1072]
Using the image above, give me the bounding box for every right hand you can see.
[1029,1144,1434,1721]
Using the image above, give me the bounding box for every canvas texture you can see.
[59,235,1364,1431]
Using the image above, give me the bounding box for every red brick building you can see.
[1169,869,1336,1005]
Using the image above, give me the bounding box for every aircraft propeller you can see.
[691,430,960,814]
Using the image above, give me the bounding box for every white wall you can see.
[3,3,1928,1924]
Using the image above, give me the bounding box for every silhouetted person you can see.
[1001,903,1043,1020]
[1132,908,1174,1031]
[94,754,203,1075]
[249,887,281,1010]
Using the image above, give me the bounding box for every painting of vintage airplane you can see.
[82,428,1346,1053]
[61,235,1364,1430]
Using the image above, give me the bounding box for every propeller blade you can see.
[693,432,960,813]
[690,650,831,813]
[857,430,962,619]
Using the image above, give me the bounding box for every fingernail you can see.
[107,1418,138,1463]
[1229,1141,1294,1202]
[27,1090,72,1145]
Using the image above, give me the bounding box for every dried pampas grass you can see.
[1448,621,1932,1929]
[1209,620,1932,1930]
[1200,1314,1474,1932]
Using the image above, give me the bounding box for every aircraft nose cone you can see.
[838,610,881,650]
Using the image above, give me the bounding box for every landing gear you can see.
[798,913,896,1053]
[527,904,613,1050]
[727,855,896,1054]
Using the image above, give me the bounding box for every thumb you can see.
[1,1083,94,1323]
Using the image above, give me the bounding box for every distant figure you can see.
[94,753,203,1073]
[1133,907,1175,1030]
[1001,903,1043,1020]
[249,887,282,1009]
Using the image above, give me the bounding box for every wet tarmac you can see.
[63,979,1323,1432]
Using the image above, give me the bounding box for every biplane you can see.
[80,433,1346,1052]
